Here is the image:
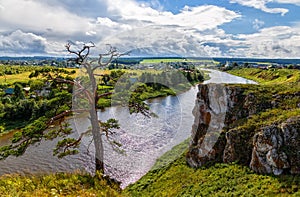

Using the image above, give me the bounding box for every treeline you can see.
[0,67,75,132]
[108,69,204,108]
[0,65,37,76]
[0,65,204,131]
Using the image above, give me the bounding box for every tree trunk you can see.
[88,67,104,172]
[90,107,104,172]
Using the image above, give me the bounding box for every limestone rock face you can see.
[186,83,300,176]
[250,125,289,175]
[250,118,300,175]
[281,117,300,174]
[187,84,244,167]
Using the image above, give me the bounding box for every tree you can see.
[29,79,45,91]
[65,42,121,171]
[14,83,25,100]
[101,74,110,85]
[0,43,127,172]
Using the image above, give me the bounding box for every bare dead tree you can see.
[65,42,122,171]
[0,43,123,173]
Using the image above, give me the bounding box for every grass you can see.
[1,139,299,196]
[1,67,299,196]
[0,171,121,197]
[226,68,300,128]
[122,67,300,196]
[151,138,190,171]
[140,58,220,65]
[227,68,300,85]
[140,58,194,64]
[0,67,78,85]
[0,72,33,84]
[124,140,300,197]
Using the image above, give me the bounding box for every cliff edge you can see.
[186,83,300,175]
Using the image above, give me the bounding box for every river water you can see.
[0,69,257,188]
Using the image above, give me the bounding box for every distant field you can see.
[0,67,163,85]
[140,58,219,64]
[141,58,190,64]
[0,72,32,84]
[0,67,78,85]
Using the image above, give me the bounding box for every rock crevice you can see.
[186,84,300,175]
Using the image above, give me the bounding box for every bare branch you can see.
[66,42,95,65]
[95,92,113,105]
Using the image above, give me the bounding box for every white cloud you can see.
[96,17,119,27]
[0,30,67,56]
[0,0,92,36]
[0,0,241,56]
[0,30,47,55]
[230,0,289,15]
[105,1,241,31]
[99,26,222,57]
[253,19,265,30]
[0,0,299,58]
[228,26,300,58]
[93,2,240,57]
[275,0,300,5]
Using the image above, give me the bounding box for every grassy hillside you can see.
[227,68,300,127]
[0,172,122,197]
[1,141,299,197]
[125,151,300,196]
[124,68,300,196]
[227,68,300,85]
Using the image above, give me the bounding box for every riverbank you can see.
[1,139,299,196]
[124,67,300,196]
[0,68,250,185]
[2,68,299,196]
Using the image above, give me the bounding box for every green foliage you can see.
[0,117,48,159]
[11,131,22,143]
[101,119,120,131]
[227,68,300,85]
[151,138,190,171]
[98,69,203,109]
[14,83,25,100]
[54,138,80,158]
[0,125,4,133]
[0,172,121,197]
[226,68,300,130]
[125,146,300,197]
[45,122,73,140]
[97,97,112,108]
[124,68,300,196]
[0,65,37,76]
[2,143,299,196]
[29,79,45,91]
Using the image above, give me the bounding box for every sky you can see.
[0,0,300,58]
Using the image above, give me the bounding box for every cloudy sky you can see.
[0,0,300,57]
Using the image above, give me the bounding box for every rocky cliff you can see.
[186,83,300,175]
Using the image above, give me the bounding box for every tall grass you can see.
[0,171,121,197]
[124,143,300,197]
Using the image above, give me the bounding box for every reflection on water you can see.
[0,69,256,188]
[102,87,197,187]
[203,68,258,85]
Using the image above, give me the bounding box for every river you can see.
[0,69,257,188]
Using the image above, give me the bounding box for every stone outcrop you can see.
[250,125,289,175]
[186,83,300,175]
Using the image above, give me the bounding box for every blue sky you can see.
[0,0,300,58]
